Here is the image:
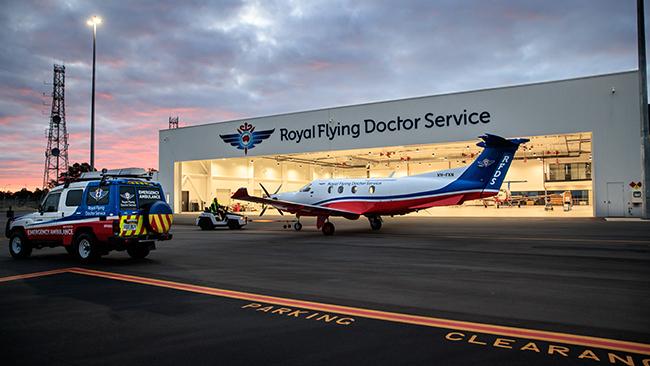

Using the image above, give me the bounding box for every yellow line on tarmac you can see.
[65,267,650,356]
[0,268,70,283]
[3,267,650,356]
[440,235,650,245]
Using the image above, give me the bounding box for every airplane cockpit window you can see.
[300,184,312,192]
[338,186,344,194]
[369,185,375,194]
[351,186,358,193]
[328,186,333,194]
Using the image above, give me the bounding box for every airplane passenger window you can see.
[338,186,344,194]
[351,186,358,193]
[328,186,333,194]
[369,185,375,194]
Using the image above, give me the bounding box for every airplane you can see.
[481,180,528,208]
[232,134,529,235]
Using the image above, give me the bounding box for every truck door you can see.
[61,189,84,217]
[26,191,62,241]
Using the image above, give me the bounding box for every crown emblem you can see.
[219,123,275,155]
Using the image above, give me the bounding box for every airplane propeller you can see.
[259,183,284,216]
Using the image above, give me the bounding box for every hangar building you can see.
[159,71,645,217]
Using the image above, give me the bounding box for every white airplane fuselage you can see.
[273,165,501,217]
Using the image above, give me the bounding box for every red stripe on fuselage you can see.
[323,190,497,215]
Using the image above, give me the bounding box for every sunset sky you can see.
[0,0,644,191]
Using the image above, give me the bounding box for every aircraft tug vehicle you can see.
[196,209,248,230]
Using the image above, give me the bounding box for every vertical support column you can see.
[638,0,650,218]
[282,162,288,189]
[207,160,214,207]
[248,159,255,195]
[174,162,182,213]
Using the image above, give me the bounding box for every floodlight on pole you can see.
[86,16,102,27]
[87,15,101,171]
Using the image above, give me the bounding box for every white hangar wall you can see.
[159,71,643,217]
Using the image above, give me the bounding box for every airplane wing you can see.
[231,188,360,219]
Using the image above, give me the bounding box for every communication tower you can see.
[43,64,69,188]
[169,116,179,129]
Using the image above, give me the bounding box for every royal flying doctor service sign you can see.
[218,109,491,155]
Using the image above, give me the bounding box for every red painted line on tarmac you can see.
[64,267,650,356]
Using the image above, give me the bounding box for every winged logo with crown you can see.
[477,158,495,168]
[219,122,275,155]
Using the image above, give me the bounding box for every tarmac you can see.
[1,214,649,365]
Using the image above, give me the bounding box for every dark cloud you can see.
[0,0,642,189]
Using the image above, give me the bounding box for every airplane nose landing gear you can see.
[368,216,382,230]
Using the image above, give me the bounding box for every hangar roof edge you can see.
[159,69,638,134]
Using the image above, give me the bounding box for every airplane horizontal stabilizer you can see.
[477,133,529,148]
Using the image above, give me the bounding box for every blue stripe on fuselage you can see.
[312,178,482,206]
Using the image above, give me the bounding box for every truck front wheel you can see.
[9,231,32,259]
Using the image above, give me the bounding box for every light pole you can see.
[87,15,102,171]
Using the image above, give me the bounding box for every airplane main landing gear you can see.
[294,222,303,231]
[368,216,382,231]
[322,222,335,236]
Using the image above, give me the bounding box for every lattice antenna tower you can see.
[43,64,69,188]
[169,116,179,129]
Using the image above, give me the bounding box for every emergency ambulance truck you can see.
[5,168,173,262]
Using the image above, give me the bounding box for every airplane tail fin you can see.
[459,134,529,194]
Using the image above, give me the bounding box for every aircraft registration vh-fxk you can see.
[232,134,529,235]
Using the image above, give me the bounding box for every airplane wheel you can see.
[369,217,382,231]
[294,222,302,231]
[322,222,335,236]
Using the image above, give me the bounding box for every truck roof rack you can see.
[81,168,153,181]
[61,168,154,188]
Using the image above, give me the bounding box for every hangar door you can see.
[177,132,594,217]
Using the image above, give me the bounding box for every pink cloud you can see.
[307,61,332,71]
[0,115,28,126]
[503,9,551,21]
[133,107,202,118]
[97,92,114,100]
